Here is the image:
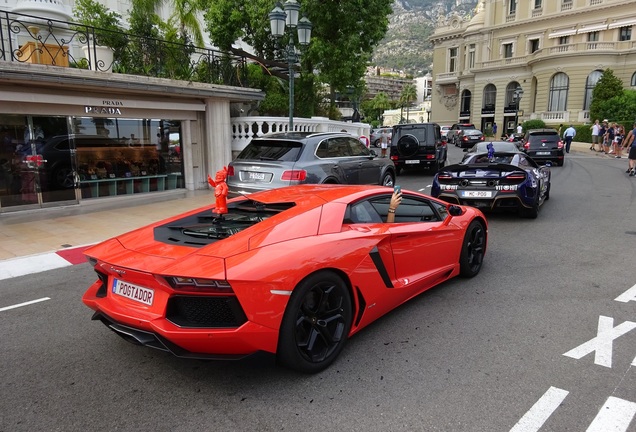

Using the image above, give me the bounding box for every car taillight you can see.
[462,136,468,141]
[166,276,234,294]
[524,142,530,150]
[480,136,485,141]
[281,170,307,181]
[557,140,564,149]
[437,172,452,180]
[227,165,235,176]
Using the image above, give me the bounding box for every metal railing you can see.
[0,10,248,87]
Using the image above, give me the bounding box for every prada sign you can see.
[84,100,123,115]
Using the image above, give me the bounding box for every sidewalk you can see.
[0,140,616,280]
[0,189,213,280]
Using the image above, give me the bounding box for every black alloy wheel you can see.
[459,220,486,278]
[520,197,539,219]
[277,271,352,373]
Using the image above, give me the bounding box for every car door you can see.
[368,194,460,291]
[323,137,360,184]
[346,137,381,184]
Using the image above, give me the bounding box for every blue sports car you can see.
[431,144,550,218]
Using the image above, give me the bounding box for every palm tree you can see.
[399,83,417,123]
[131,0,205,47]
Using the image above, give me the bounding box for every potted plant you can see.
[73,0,126,72]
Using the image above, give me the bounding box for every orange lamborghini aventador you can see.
[82,184,487,373]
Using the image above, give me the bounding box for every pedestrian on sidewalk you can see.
[598,120,608,153]
[563,124,576,153]
[590,119,600,151]
[603,121,614,154]
[614,124,625,158]
[624,123,636,176]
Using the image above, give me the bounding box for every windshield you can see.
[236,140,303,161]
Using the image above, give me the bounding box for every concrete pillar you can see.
[204,98,232,180]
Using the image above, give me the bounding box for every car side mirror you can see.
[370,149,378,157]
[448,205,463,216]
[463,148,468,152]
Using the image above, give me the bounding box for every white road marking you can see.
[615,284,636,303]
[563,316,636,368]
[0,252,71,281]
[586,396,636,432]
[0,297,50,312]
[510,386,569,432]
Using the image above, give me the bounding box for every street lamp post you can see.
[269,0,312,131]
[513,86,524,134]
[426,107,431,122]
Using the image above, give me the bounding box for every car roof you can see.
[528,129,559,134]
[253,132,348,141]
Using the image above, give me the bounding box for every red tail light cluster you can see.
[281,170,307,181]
[437,172,452,180]
[166,276,235,294]
[227,165,235,176]
[557,140,564,149]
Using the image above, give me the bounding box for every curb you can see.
[0,245,93,281]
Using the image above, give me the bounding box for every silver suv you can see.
[227,132,396,197]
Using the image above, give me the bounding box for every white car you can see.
[441,125,451,138]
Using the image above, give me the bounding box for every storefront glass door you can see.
[0,115,78,212]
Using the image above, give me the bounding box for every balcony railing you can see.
[0,11,248,86]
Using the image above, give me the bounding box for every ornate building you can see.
[430,0,636,135]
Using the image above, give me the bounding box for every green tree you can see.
[595,90,636,126]
[589,69,624,121]
[399,83,417,123]
[361,92,391,125]
[202,0,394,118]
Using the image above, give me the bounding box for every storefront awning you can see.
[577,23,607,34]
[608,18,636,29]
[548,28,577,38]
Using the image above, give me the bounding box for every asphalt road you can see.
[2,145,636,432]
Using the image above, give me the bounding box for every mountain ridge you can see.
[373,0,479,75]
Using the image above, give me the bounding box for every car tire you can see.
[459,220,486,278]
[545,184,550,201]
[520,200,539,219]
[381,171,395,187]
[430,161,440,174]
[277,271,352,373]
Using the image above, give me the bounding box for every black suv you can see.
[522,129,564,166]
[390,123,447,175]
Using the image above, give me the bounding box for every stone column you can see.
[204,98,232,181]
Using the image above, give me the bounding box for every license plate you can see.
[405,160,420,164]
[112,278,154,305]
[536,151,551,155]
[460,190,493,198]
[247,171,266,180]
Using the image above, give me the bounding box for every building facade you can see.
[430,0,636,136]
[0,0,264,213]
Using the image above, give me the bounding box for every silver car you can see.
[227,132,396,197]
[370,127,392,147]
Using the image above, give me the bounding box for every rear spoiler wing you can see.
[441,162,526,174]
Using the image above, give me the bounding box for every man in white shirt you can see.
[516,123,523,134]
[590,119,600,151]
[563,124,576,154]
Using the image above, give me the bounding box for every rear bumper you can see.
[83,282,280,358]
